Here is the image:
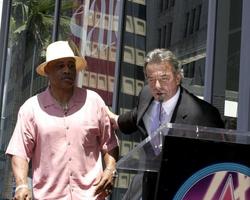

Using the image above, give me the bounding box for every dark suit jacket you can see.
[118,85,224,137]
[118,85,224,200]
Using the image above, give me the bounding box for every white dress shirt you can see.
[143,87,180,136]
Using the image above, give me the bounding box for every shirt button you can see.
[66,126,69,130]
[69,158,72,161]
[68,142,71,146]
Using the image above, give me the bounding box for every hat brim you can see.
[36,56,87,76]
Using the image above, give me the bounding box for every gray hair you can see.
[144,48,181,74]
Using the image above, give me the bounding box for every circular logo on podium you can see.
[173,163,250,200]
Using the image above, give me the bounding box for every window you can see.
[189,8,196,34]
[184,12,190,37]
[161,25,166,48]
[195,5,202,31]
[158,28,162,47]
[170,0,175,7]
[166,22,172,48]
[184,5,202,37]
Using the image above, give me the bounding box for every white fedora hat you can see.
[36,41,87,76]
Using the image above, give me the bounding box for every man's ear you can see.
[176,73,182,85]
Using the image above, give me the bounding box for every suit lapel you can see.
[137,86,154,124]
[136,86,191,136]
[171,87,188,123]
[137,95,154,125]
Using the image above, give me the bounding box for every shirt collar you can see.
[162,87,180,115]
[39,87,84,108]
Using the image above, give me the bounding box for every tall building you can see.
[146,0,241,128]
[111,1,147,198]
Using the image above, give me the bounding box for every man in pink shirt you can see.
[6,41,119,200]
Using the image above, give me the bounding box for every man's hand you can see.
[104,106,119,129]
[14,187,32,200]
[93,168,117,198]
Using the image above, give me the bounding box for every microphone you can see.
[158,94,165,102]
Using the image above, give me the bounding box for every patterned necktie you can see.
[150,102,161,133]
[160,107,167,125]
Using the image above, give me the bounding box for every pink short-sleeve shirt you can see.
[6,87,119,200]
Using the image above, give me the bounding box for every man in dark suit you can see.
[106,48,224,199]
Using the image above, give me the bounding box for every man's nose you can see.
[63,65,71,73]
[155,79,161,88]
